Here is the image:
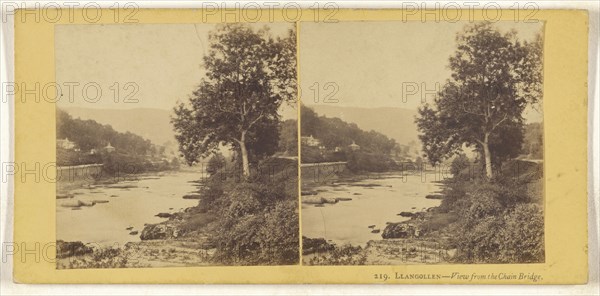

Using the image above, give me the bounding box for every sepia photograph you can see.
[7,5,593,287]
[54,22,299,268]
[300,21,545,265]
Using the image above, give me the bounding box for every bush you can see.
[347,151,395,172]
[301,146,325,163]
[207,158,299,265]
[450,153,470,177]
[448,179,544,263]
[206,153,226,176]
[459,183,504,224]
[496,203,545,263]
[308,244,367,265]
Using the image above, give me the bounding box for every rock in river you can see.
[56,193,74,199]
[425,194,444,200]
[182,194,202,199]
[61,200,96,208]
[397,211,415,217]
[303,196,338,205]
[155,212,172,218]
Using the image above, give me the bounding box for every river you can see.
[301,173,443,246]
[56,170,203,246]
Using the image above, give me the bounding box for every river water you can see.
[56,170,203,246]
[301,173,443,246]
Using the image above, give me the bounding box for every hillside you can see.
[62,107,175,146]
[306,105,419,146]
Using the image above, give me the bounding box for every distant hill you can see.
[62,107,175,146]
[307,105,420,146]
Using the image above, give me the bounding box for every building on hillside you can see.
[104,142,115,153]
[349,141,360,151]
[301,135,321,147]
[57,138,76,150]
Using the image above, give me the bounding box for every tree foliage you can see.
[172,24,297,176]
[301,105,397,155]
[57,109,154,156]
[415,22,542,178]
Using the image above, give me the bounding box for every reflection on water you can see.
[302,174,442,246]
[56,171,202,246]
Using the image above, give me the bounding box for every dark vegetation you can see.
[301,105,401,172]
[57,109,179,174]
[438,158,544,263]
[193,157,299,265]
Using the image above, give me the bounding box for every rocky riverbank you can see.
[57,201,219,268]
[57,237,216,269]
[302,173,458,265]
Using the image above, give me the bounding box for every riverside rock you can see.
[303,196,325,204]
[155,212,172,218]
[425,194,444,199]
[303,196,339,204]
[61,200,96,208]
[382,223,417,239]
[182,194,202,199]
[140,224,173,240]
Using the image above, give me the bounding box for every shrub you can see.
[450,153,470,177]
[496,203,545,263]
[460,183,504,224]
[207,158,299,265]
[347,151,395,172]
[206,153,226,176]
[308,244,367,266]
[450,181,544,263]
[441,173,544,264]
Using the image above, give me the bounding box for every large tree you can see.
[172,24,296,177]
[416,22,542,178]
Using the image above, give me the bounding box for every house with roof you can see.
[301,135,321,147]
[57,138,76,150]
[349,141,360,151]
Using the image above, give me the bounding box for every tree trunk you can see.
[239,131,250,178]
[482,133,493,179]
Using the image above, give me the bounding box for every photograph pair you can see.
[54,20,544,268]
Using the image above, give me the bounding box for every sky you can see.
[55,21,544,123]
[299,21,544,123]
[54,22,297,119]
